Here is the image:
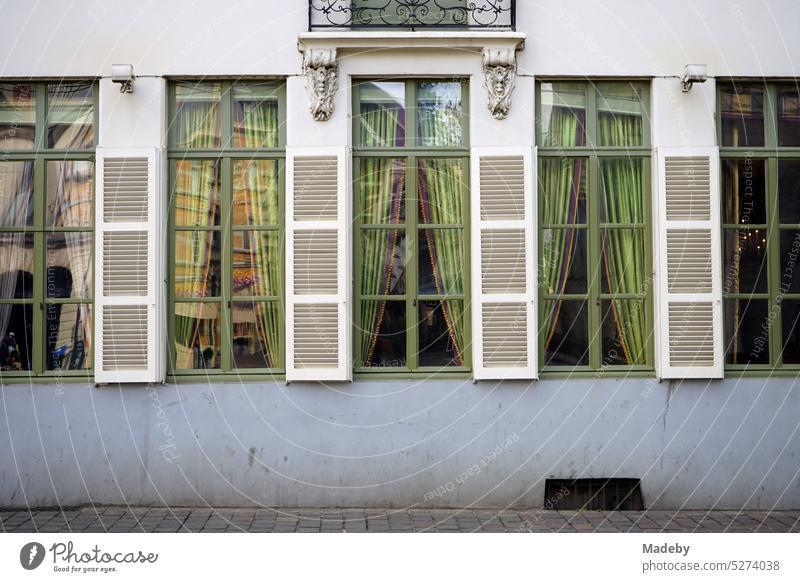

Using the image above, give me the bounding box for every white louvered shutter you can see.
[94,147,164,384]
[655,147,723,379]
[471,147,537,380]
[286,147,351,381]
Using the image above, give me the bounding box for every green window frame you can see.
[167,80,286,378]
[352,79,471,376]
[536,80,654,374]
[719,80,800,373]
[0,80,97,379]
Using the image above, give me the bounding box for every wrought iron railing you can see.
[308,0,515,31]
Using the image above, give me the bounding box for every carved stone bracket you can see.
[482,48,517,120]
[304,48,338,122]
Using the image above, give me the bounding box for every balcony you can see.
[308,0,515,31]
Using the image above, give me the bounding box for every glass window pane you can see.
[360,229,406,296]
[777,86,800,147]
[539,82,586,147]
[725,299,769,365]
[541,229,586,295]
[721,84,765,147]
[418,300,465,367]
[174,160,220,226]
[601,299,648,366]
[359,300,406,368]
[174,302,221,369]
[47,160,93,227]
[781,300,800,365]
[232,159,279,225]
[778,160,800,225]
[596,82,645,147]
[0,160,34,227]
[419,229,463,295]
[46,233,93,299]
[232,231,280,297]
[723,159,766,225]
[232,301,281,369]
[174,82,222,149]
[418,158,463,224]
[0,233,34,299]
[232,82,279,148]
[47,81,94,149]
[175,230,221,297]
[45,304,92,371]
[600,158,644,223]
[723,229,768,294]
[0,84,35,149]
[0,303,32,371]
[540,158,587,224]
[417,81,462,147]
[780,230,800,294]
[543,299,589,366]
[358,81,406,148]
[358,158,405,224]
[601,229,646,294]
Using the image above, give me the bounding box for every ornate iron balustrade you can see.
[308,0,515,30]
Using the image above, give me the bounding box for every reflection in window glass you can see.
[417,81,462,147]
[418,300,464,367]
[725,299,769,365]
[232,231,280,297]
[358,158,406,224]
[360,300,406,368]
[600,158,644,223]
[601,229,646,294]
[173,160,220,226]
[0,233,34,299]
[46,233,93,299]
[543,299,589,366]
[174,231,221,298]
[778,86,800,147]
[0,84,35,149]
[233,82,279,148]
[721,84,765,147]
[779,160,800,225]
[232,301,281,368]
[782,300,800,365]
[541,158,587,224]
[0,161,34,227]
[418,229,463,295]
[174,82,222,149]
[541,229,586,295]
[360,230,406,296]
[781,230,800,294]
[358,82,406,148]
[601,299,647,366]
[723,159,766,225]
[232,160,279,225]
[596,82,644,147]
[723,229,769,294]
[47,82,94,149]
[0,304,32,371]
[45,304,92,371]
[539,82,586,147]
[47,161,93,227]
[174,302,221,369]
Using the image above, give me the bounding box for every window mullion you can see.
[32,156,45,374]
[407,154,419,371]
[767,156,782,366]
[220,157,232,372]
[587,154,601,370]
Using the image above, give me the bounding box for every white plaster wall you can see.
[98,77,166,148]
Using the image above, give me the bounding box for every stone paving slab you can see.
[0,507,797,533]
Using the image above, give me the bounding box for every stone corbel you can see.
[482,48,517,120]
[303,48,338,122]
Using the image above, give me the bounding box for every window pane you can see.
[723,159,766,225]
[358,81,405,148]
[47,160,93,227]
[539,82,586,147]
[174,302,221,369]
[358,157,405,224]
[781,300,800,365]
[721,84,765,147]
[47,82,94,149]
[174,160,220,226]
[541,229,586,295]
[596,82,644,147]
[601,229,646,294]
[360,229,406,296]
[45,303,92,371]
[0,160,34,227]
[232,301,281,369]
[418,158,464,224]
[419,229,463,295]
[418,300,465,367]
[359,300,406,368]
[174,82,222,149]
[543,299,589,366]
[540,158,587,225]
[780,230,800,293]
[600,158,644,223]
[232,159,278,225]
[601,299,648,366]
[417,81,462,147]
[723,229,768,294]
[0,303,32,371]
[0,84,35,149]
[46,233,93,299]
[725,299,769,365]
[175,231,221,297]
[232,231,280,297]
[778,160,800,225]
[778,86,800,147]
[0,233,34,299]
[232,82,279,148]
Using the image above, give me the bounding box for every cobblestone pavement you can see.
[1,508,798,533]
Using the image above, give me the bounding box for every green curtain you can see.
[175,91,221,149]
[235,99,278,148]
[360,102,403,148]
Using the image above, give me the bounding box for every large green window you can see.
[0,81,96,377]
[168,80,284,375]
[720,81,800,371]
[353,79,469,373]
[537,80,652,372]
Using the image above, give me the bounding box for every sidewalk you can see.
[2,507,798,533]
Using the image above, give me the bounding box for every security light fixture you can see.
[111,64,135,93]
[681,64,707,92]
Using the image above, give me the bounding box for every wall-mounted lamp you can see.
[681,64,707,92]
[111,64,135,94]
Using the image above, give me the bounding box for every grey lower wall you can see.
[1,377,798,509]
